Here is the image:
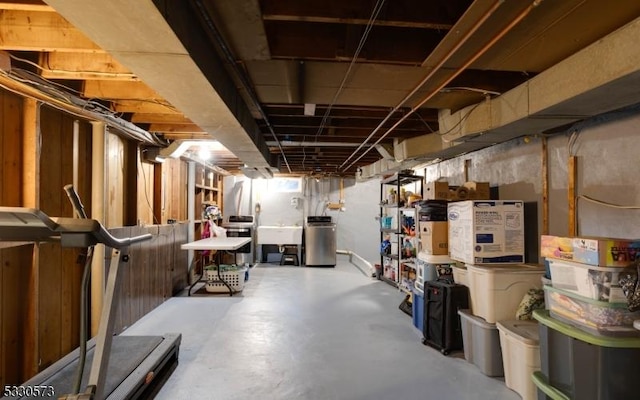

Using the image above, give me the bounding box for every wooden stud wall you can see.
[0,90,30,386]
[0,88,191,388]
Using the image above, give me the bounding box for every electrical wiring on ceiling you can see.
[312,0,387,145]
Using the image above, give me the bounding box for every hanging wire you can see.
[312,0,386,143]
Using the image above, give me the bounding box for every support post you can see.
[90,121,107,335]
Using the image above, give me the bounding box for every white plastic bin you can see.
[466,263,545,323]
[415,252,455,293]
[458,309,504,377]
[548,258,628,303]
[496,320,540,400]
[452,264,468,287]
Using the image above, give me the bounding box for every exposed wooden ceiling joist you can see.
[39,52,138,80]
[112,99,180,114]
[131,113,193,124]
[83,80,161,100]
[0,9,101,52]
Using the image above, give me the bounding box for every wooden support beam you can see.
[39,52,137,81]
[160,132,212,140]
[0,1,55,12]
[568,155,577,236]
[21,97,40,378]
[90,121,106,336]
[148,123,205,134]
[83,80,160,100]
[262,14,453,30]
[113,100,180,114]
[131,113,192,124]
[542,137,549,235]
[0,9,102,52]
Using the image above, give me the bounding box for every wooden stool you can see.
[280,245,299,266]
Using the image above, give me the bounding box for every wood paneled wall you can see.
[0,89,191,387]
[107,223,189,333]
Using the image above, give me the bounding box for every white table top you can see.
[181,237,251,251]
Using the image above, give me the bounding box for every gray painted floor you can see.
[123,260,520,400]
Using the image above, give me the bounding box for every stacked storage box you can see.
[537,235,640,398]
[415,252,456,293]
[496,319,540,400]
[448,200,525,265]
[533,309,640,400]
[416,200,448,256]
[542,235,640,336]
[461,263,544,399]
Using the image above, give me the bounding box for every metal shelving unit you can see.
[379,173,423,292]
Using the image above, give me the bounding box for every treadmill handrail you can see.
[0,208,152,248]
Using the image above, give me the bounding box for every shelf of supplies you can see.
[381,253,399,260]
[380,275,398,288]
[380,228,400,234]
[381,174,423,186]
[401,261,416,270]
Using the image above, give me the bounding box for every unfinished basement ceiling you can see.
[2,0,640,176]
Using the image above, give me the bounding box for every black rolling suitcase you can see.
[422,279,469,355]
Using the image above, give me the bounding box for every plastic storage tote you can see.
[466,263,545,323]
[547,258,628,303]
[543,285,640,337]
[496,319,540,400]
[451,264,468,287]
[458,309,504,377]
[412,288,424,332]
[415,253,455,293]
[533,309,640,400]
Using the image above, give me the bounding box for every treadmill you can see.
[0,186,181,400]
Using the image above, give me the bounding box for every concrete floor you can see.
[123,259,520,400]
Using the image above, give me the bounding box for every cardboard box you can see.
[419,221,448,255]
[541,235,640,267]
[540,235,574,261]
[448,200,525,264]
[424,181,450,200]
[572,237,640,267]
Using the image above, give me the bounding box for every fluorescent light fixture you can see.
[198,147,212,160]
[159,140,224,159]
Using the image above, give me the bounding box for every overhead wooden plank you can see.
[160,132,212,140]
[0,9,102,52]
[113,100,180,115]
[83,80,160,100]
[39,52,138,81]
[0,1,54,12]
[262,14,453,30]
[131,113,192,124]
[148,123,205,134]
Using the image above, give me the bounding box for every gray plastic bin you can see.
[458,309,504,377]
[533,309,640,400]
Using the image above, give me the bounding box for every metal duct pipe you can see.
[191,0,292,173]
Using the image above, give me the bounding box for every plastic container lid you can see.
[417,252,455,264]
[458,309,496,329]
[466,263,545,274]
[496,320,539,345]
[533,309,640,348]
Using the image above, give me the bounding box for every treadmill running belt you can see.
[10,336,162,400]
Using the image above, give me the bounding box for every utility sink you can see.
[257,226,303,244]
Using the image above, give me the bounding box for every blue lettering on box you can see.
[476,233,494,243]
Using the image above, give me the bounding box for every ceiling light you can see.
[159,140,225,158]
[198,147,212,160]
